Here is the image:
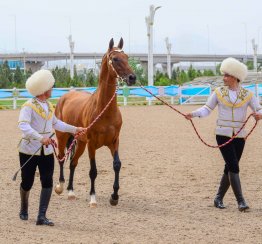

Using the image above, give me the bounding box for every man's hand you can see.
[185,113,193,120]
[40,137,53,145]
[252,112,262,121]
[75,127,87,138]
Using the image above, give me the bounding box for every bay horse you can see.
[54,38,136,206]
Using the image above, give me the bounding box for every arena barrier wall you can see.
[0,84,261,109]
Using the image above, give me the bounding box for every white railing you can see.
[0,84,261,109]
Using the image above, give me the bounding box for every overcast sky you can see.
[0,0,261,55]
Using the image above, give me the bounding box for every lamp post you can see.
[145,5,161,86]
[10,15,17,52]
[252,38,258,73]
[207,25,210,54]
[242,23,248,62]
[165,37,172,79]
[68,35,75,79]
[22,48,26,75]
[252,38,259,97]
[258,26,262,55]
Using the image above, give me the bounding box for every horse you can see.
[54,38,136,207]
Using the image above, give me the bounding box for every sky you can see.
[0,0,262,55]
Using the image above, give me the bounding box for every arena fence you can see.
[0,84,261,109]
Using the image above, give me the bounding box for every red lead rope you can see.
[139,84,257,148]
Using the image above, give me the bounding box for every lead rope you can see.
[138,82,257,148]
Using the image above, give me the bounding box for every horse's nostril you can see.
[129,74,136,82]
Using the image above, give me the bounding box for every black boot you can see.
[228,172,249,212]
[214,174,230,209]
[20,186,30,220]
[36,188,54,226]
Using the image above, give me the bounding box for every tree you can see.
[52,67,71,87]
[216,63,221,75]
[245,61,254,70]
[187,64,197,81]
[128,57,147,85]
[86,69,98,87]
[171,69,177,81]
[196,70,202,77]
[179,70,189,84]
[155,76,170,86]
[203,69,215,76]
[13,66,24,87]
[0,61,12,88]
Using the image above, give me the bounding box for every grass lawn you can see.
[0,96,177,109]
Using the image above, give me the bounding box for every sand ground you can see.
[1,105,262,244]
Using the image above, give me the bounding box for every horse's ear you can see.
[109,38,114,50]
[118,37,124,49]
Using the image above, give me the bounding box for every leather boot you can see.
[20,186,30,220]
[214,174,230,209]
[228,172,249,212]
[36,188,54,226]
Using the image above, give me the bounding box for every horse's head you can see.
[106,38,136,86]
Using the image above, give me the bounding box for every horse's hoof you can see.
[68,190,76,200]
[110,196,119,206]
[54,184,63,195]
[89,202,97,208]
[68,195,76,200]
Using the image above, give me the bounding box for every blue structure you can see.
[0,85,262,109]
[0,60,24,69]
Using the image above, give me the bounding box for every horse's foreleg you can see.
[54,132,68,195]
[66,141,86,200]
[88,145,97,207]
[67,161,76,200]
[54,159,66,195]
[109,141,121,206]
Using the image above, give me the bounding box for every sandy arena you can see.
[1,105,262,244]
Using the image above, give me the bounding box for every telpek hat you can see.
[220,57,248,82]
[26,69,55,96]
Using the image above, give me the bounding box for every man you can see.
[18,69,86,226]
[185,57,262,211]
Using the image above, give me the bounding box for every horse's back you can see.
[55,91,92,125]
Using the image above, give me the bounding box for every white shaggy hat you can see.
[220,57,248,82]
[26,69,55,96]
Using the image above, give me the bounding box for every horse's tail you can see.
[66,135,76,161]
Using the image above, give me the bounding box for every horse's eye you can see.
[113,57,119,62]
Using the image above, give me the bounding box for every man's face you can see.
[223,73,237,86]
[44,88,52,99]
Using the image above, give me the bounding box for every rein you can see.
[52,50,124,162]
[138,82,257,148]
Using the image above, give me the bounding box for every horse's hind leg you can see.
[67,140,86,200]
[108,138,121,206]
[88,145,97,207]
[54,132,70,195]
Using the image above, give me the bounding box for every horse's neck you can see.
[96,62,117,111]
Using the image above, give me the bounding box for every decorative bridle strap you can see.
[107,49,125,84]
[107,49,123,59]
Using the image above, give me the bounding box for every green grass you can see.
[0,96,177,109]
[0,99,59,108]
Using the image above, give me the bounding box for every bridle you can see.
[106,49,126,86]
